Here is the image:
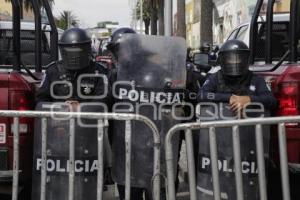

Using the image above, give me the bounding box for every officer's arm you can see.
[249,77,277,109]
[36,71,52,102]
[197,74,232,102]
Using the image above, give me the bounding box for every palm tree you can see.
[136,0,160,35]
[55,11,78,30]
[136,0,151,34]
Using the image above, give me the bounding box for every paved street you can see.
[102,183,190,200]
[102,141,191,199]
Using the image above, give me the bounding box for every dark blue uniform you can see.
[36,61,111,103]
[35,60,114,184]
[197,71,277,109]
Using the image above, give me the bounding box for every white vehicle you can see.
[227,13,289,42]
[226,13,290,62]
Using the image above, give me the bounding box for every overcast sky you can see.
[53,0,132,28]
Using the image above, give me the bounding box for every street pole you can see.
[67,11,70,29]
[130,0,136,30]
[164,0,172,36]
[134,0,137,31]
[140,0,143,34]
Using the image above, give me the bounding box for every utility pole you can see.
[67,11,70,29]
[177,0,186,38]
[199,0,213,44]
[164,0,172,36]
[134,5,137,30]
[129,0,137,30]
[140,0,143,33]
[158,0,164,35]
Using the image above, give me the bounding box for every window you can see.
[0,30,51,66]
[255,22,289,61]
[0,30,8,65]
[236,25,248,41]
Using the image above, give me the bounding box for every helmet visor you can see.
[60,44,91,70]
[219,51,250,76]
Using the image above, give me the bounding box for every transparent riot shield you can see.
[196,103,270,200]
[32,102,109,200]
[112,34,187,188]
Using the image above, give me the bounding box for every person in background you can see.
[91,34,100,57]
[199,42,211,55]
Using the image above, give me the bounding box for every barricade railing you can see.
[0,110,160,200]
[165,116,297,200]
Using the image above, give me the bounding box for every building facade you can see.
[0,0,34,21]
[272,0,290,12]
[86,21,119,40]
[212,0,291,44]
[185,0,201,49]
[212,0,256,44]
[186,0,194,48]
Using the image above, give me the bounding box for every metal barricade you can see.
[165,116,297,200]
[0,110,160,200]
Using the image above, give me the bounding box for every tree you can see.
[55,11,78,30]
[136,0,160,35]
[136,0,151,34]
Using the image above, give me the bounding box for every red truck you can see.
[0,0,58,198]
[225,0,300,197]
[250,0,300,166]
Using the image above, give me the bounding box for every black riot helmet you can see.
[218,40,250,77]
[106,27,136,55]
[58,28,91,71]
[200,42,211,54]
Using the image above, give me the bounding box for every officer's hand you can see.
[230,95,251,114]
[66,100,80,112]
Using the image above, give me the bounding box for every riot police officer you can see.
[200,42,211,54]
[107,27,136,60]
[33,28,113,200]
[105,27,136,86]
[112,34,186,200]
[196,40,277,200]
[36,28,110,104]
[198,39,277,110]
